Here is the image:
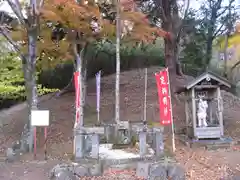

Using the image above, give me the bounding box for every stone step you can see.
[205,143,232,150]
[190,142,232,149]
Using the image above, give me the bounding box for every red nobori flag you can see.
[74,71,80,125]
[155,68,172,125]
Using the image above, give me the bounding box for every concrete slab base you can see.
[178,135,233,150]
[99,144,155,163]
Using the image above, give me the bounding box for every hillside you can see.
[1,66,240,144]
[1,66,240,179]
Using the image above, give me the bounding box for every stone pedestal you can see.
[136,162,150,179]
[104,121,133,145]
[154,131,164,156]
[104,124,116,143]
[152,127,164,156]
[116,121,132,145]
[139,131,147,157]
[74,128,100,160]
[74,128,85,159]
[89,133,100,159]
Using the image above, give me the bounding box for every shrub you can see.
[38,62,74,89]
[0,53,58,109]
[0,84,58,109]
[39,43,165,89]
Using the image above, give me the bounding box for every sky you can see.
[0,2,17,16]
[0,0,28,16]
[190,0,239,9]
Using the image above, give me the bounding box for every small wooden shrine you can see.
[176,71,231,140]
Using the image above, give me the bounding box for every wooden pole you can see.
[166,68,176,152]
[143,68,148,124]
[191,88,196,138]
[114,0,121,140]
[97,111,100,125]
[115,0,121,125]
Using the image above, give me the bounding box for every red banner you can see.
[74,71,80,125]
[155,68,172,125]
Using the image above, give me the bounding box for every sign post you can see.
[31,110,50,159]
[44,127,48,160]
[155,68,175,152]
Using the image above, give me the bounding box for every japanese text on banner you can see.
[155,69,172,125]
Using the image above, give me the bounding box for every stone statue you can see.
[197,95,208,127]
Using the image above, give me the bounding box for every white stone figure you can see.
[197,95,208,127]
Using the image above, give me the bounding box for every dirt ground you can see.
[0,66,240,179]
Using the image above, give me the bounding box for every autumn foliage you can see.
[11,0,169,68]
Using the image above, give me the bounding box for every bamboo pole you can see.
[143,68,148,124]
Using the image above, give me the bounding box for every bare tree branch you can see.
[215,0,223,10]
[6,0,25,25]
[217,0,234,16]
[176,0,190,42]
[213,23,225,38]
[231,59,240,72]
[0,26,27,62]
[183,0,190,21]
[213,0,234,38]
[217,7,228,17]
[159,0,166,22]
[154,0,166,22]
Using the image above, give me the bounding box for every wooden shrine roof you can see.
[175,71,231,94]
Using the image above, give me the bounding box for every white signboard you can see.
[31,110,49,126]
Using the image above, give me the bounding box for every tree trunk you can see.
[25,29,38,152]
[204,4,218,69]
[81,44,89,112]
[72,43,84,158]
[76,45,84,127]
[164,36,183,76]
[176,60,182,75]
[56,44,89,101]
[174,42,183,76]
[223,34,229,77]
[164,38,176,92]
[164,38,176,73]
[205,34,213,69]
[223,5,232,78]
[82,59,88,113]
[162,0,183,77]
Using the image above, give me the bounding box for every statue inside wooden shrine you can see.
[197,95,208,127]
